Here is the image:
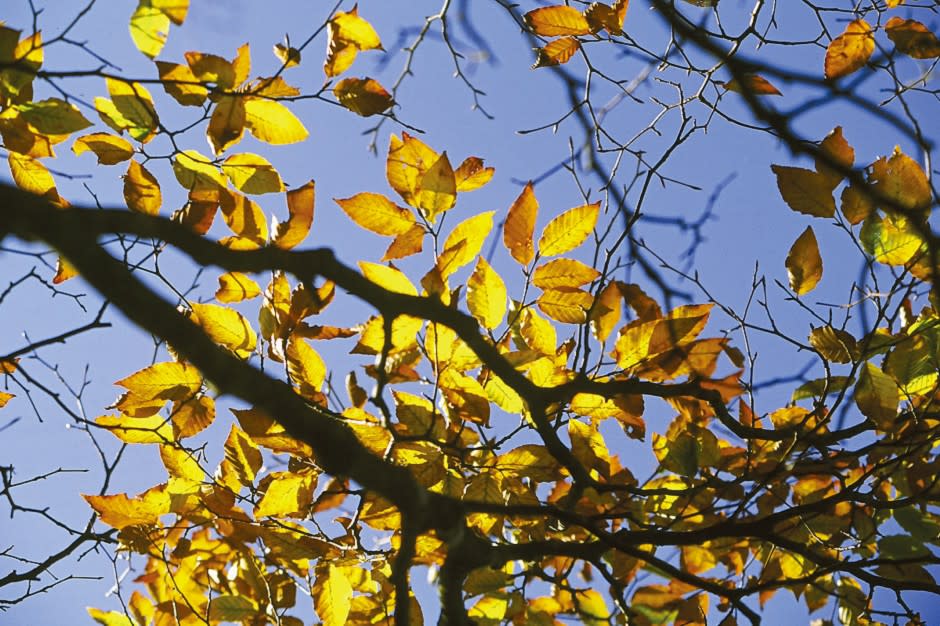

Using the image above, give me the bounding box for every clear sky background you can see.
[1,0,937,624]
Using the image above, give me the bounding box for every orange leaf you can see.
[503,182,538,265]
[533,37,581,68]
[785,226,823,296]
[721,74,781,96]
[525,6,592,36]
[885,17,940,59]
[273,180,315,249]
[824,19,874,80]
[123,159,162,215]
[454,157,494,192]
[770,165,835,217]
[584,0,629,35]
[335,192,415,236]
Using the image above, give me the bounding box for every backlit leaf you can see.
[868,147,931,212]
[525,6,592,36]
[504,182,538,265]
[244,98,309,144]
[854,362,899,429]
[533,37,581,68]
[96,414,174,444]
[155,61,207,106]
[815,126,854,187]
[454,156,494,192]
[273,180,315,249]
[191,302,257,358]
[173,149,224,192]
[438,211,495,278]
[538,202,599,256]
[87,608,134,626]
[860,213,924,266]
[216,271,261,303]
[274,43,301,68]
[113,361,202,417]
[383,223,425,261]
[102,78,158,143]
[467,256,507,330]
[770,165,835,217]
[314,564,353,626]
[537,288,594,324]
[255,471,316,518]
[785,226,822,295]
[336,192,415,236]
[123,159,161,215]
[720,74,781,96]
[584,0,629,35]
[885,334,937,396]
[885,17,940,59]
[590,281,622,343]
[83,486,169,529]
[386,132,438,204]
[152,0,188,25]
[53,257,77,284]
[359,261,417,296]
[16,97,91,135]
[223,425,263,486]
[840,184,873,225]
[207,95,246,155]
[533,258,601,289]
[415,152,456,217]
[208,596,258,621]
[824,19,874,80]
[809,326,858,363]
[184,51,235,89]
[219,188,268,244]
[8,152,58,201]
[222,152,284,194]
[129,1,170,59]
[73,133,134,165]
[334,77,394,117]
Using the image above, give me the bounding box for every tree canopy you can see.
[0,1,938,625]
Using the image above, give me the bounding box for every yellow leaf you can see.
[96,414,174,444]
[223,424,262,486]
[255,471,316,518]
[439,369,490,425]
[315,564,353,626]
[216,271,261,303]
[885,17,940,59]
[207,95,246,155]
[249,75,301,98]
[123,159,162,215]
[720,74,782,96]
[184,51,235,89]
[155,61,207,106]
[334,77,394,117]
[171,395,215,439]
[159,444,203,485]
[568,418,611,477]
[538,202,599,256]
[537,288,594,324]
[785,226,822,295]
[83,486,169,529]
[533,258,601,289]
[809,326,857,363]
[231,43,251,87]
[0,391,14,408]
[860,213,924,266]
[129,1,170,59]
[415,151,456,217]
[15,97,92,135]
[590,281,621,343]
[770,165,835,217]
[8,152,58,201]
[576,589,610,626]
[73,132,134,165]
[438,160,487,199]
[438,211,495,278]
[274,43,301,68]
[113,361,202,418]
[494,445,561,482]
[172,149,225,191]
[533,37,581,68]
[359,261,417,296]
[87,608,134,626]
[0,113,54,158]
[273,180,316,249]
[152,0,188,25]
[336,192,415,236]
[219,188,269,244]
[815,126,854,187]
[386,132,439,205]
[382,223,425,261]
[825,19,874,80]
[331,6,383,51]
[504,182,538,265]
[287,335,326,396]
[467,256,507,330]
[519,307,557,356]
[584,0,629,35]
[613,304,712,371]
[53,256,77,284]
[855,362,899,429]
[191,302,257,358]
[869,147,931,212]
[103,78,158,143]
[525,6,592,36]
[244,98,309,144]
[222,152,284,194]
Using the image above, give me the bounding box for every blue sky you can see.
[1,0,938,624]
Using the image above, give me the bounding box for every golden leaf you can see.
[334,77,394,117]
[72,132,135,165]
[532,258,601,289]
[219,188,268,244]
[113,361,202,417]
[336,192,415,236]
[123,159,162,215]
[184,51,235,89]
[216,271,261,303]
[207,95,246,155]
[387,132,438,204]
[438,211,495,278]
[824,19,874,80]
[720,74,782,96]
[273,180,315,249]
[854,362,899,430]
[533,37,581,68]
[359,261,417,296]
[190,302,257,358]
[8,152,59,202]
[83,486,169,529]
[415,151,456,217]
[382,223,425,261]
[785,226,822,295]
[524,6,592,36]
[503,182,538,265]
[274,43,301,68]
[16,97,92,135]
[467,256,507,330]
[770,165,835,217]
[885,17,940,59]
[155,61,207,106]
[314,564,353,626]
[101,78,158,143]
[244,98,309,144]
[868,147,931,212]
[172,149,225,192]
[255,471,317,518]
[584,0,629,35]
[222,152,284,194]
[454,156,494,192]
[96,414,174,444]
[538,202,599,256]
[815,126,854,187]
[537,288,594,324]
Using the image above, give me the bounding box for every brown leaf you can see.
[824,19,874,80]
